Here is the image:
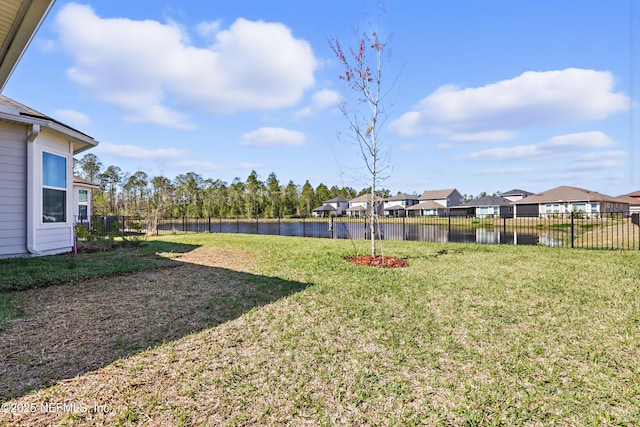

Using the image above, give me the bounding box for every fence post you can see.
[402,216,406,240]
[571,212,575,249]
[256,216,259,234]
[208,216,211,233]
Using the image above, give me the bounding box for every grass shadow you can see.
[0,243,310,402]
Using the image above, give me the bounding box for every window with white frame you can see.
[545,204,560,214]
[42,152,67,223]
[78,189,88,220]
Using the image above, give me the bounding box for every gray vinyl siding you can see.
[36,227,72,250]
[0,123,27,257]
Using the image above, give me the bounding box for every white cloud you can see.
[295,89,341,117]
[172,159,223,171]
[469,131,616,161]
[54,4,317,128]
[399,143,420,152]
[98,143,188,159]
[388,111,422,136]
[578,150,628,161]
[240,127,305,147]
[447,130,516,143]
[390,68,631,140]
[473,167,536,176]
[196,20,222,38]
[53,109,92,127]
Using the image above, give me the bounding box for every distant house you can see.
[624,190,640,201]
[73,176,100,225]
[615,194,640,214]
[312,197,349,217]
[346,194,384,218]
[407,188,464,217]
[500,189,534,202]
[0,96,99,258]
[513,186,629,218]
[383,193,419,217]
[450,195,514,218]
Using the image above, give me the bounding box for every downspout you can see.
[27,124,42,255]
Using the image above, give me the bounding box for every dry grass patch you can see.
[0,245,305,406]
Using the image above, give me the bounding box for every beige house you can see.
[615,194,640,214]
[513,186,629,218]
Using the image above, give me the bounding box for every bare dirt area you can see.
[0,246,282,404]
[344,255,409,268]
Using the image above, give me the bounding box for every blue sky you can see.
[4,0,639,197]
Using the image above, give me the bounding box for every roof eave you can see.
[0,0,56,92]
[0,110,98,154]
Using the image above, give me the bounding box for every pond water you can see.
[157,219,567,247]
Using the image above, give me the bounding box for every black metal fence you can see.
[76,213,640,250]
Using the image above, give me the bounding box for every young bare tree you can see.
[330,28,393,257]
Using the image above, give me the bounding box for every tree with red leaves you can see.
[329,27,394,258]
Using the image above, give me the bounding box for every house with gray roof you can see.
[450,195,514,218]
[513,185,629,218]
[406,188,463,217]
[624,190,640,200]
[500,189,534,202]
[312,197,349,217]
[615,194,640,214]
[346,194,384,217]
[383,193,419,217]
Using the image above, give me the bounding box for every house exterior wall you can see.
[448,191,464,207]
[513,204,540,217]
[73,184,95,227]
[0,121,27,257]
[421,208,446,216]
[335,201,348,215]
[347,201,366,217]
[473,205,514,218]
[29,129,75,255]
[475,205,499,218]
[521,201,627,218]
[500,205,514,218]
[0,121,76,258]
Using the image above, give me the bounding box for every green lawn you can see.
[1,234,639,425]
[0,239,199,292]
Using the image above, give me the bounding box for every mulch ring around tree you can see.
[344,255,409,268]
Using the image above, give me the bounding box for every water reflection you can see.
[159,219,568,247]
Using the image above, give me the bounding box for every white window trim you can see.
[39,147,72,227]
